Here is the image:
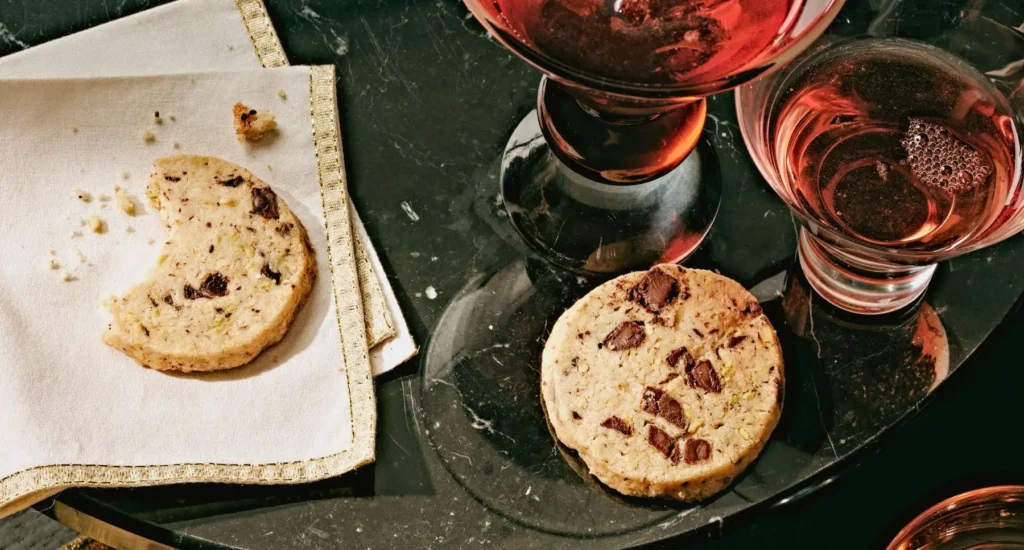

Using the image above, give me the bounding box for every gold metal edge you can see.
[234,0,288,68]
[0,66,376,515]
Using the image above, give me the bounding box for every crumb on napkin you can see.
[88,216,105,233]
[114,186,136,215]
[142,129,156,143]
[233,102,277,141]
[72,188,92,202]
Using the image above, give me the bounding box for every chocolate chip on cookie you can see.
[603,321,645,351]
[687,359,722,393]
[630,267,679,313]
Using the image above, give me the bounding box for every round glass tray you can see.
[16,0,1024,548]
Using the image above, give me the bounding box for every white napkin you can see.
[0,67,374,514]
[0,0,418,376]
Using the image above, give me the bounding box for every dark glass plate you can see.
[9,0,1024,548]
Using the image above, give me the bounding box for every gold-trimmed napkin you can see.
[0,0,419,376]
[0,66,374,517]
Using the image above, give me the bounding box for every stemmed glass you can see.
[463,0,848,274]
[737,8,1024,314]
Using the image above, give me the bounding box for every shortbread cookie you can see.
[541,265,783,501]
[103,155,316,372]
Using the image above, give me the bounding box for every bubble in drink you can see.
[900,118,991,194]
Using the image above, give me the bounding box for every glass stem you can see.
[536,76,706,185]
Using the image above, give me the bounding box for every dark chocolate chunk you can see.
[217,175,245,188]
[641,387,663,415]
[141,325,150,337]
[248,109,257,116]
[276,222,294,236]
[629,268,679,313]
[183,284,200,300]
[602,321,645,351]
[601,416,633,436]
[669,443,683,464]
[742,301,763,316]
[209,245,214,253]
[657,393,686,428]
[261,263,282,285]
[572,411,582,420]
[148,296,158,307]
[727,335,748,348]
[659,373,680,385]
[648,425,678,462]
[162,294,174,306]
[570,357,579,368]
[684,438,712,464]
[251,187,279,220]
[687,359,722,393]
[692,328,704,338]
[200,273,230,297]
[164,175,181,182]
[641,387,686,428]
[666,347,695,370]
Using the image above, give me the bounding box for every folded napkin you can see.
[0,67,374,516]
[0,0,417,376]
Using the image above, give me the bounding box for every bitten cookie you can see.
[103,155,316,372]
[541,265,783,501]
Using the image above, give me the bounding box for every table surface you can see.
[2,0,1024,548]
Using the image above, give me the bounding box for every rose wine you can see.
[773,40,1020,251]
[491,0,803,85]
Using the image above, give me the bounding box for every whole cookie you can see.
[541,265,783,501]
[103,155,316,372]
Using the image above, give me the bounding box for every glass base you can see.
[500,110,722,275]
[797,229,936,315]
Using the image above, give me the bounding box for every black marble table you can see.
[3,0,1024,548]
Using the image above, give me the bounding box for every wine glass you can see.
[736,4,1024,315]
[463,0,848,274]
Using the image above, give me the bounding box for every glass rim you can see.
[463,0,849,99]
[886,485,1024,550]
[735,36,1024,264]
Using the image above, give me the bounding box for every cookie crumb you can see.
[154,112,164,125]
[70,230,83,238]
[70,126,79,134]
[62,272,77,282]
[98,193,111,202]
[425,286,438,300]
[72,188,92,202]
[172,140,181,149]
[277,89,287,100]
[75,249,87,263]
[48,249,56,256]
[49,258,60,270]
[169,115,177,122]
[142,129,156,143]
[115,187,137,215]
[147,237,156,245]
[233,102,277,141]
[88,216,105,233]
[121,171,130,180]
[125,225,136,234]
